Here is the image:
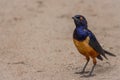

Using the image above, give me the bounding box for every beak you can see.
[72,17,78,21]
[72,17,75,19]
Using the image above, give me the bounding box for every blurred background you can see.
[0,0,120,80]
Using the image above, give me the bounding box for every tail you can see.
[103,49,116,57]
[97,55,103,61]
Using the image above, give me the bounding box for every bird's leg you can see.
[89,58,97,76]
[80,57,90,74]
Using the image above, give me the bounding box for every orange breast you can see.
[73,37,98,58]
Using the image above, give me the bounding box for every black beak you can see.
[72,17,75,19]
[72,17,78,21]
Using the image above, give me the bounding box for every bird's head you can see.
[72,15,88,29]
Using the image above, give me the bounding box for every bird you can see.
[72,15,116,76]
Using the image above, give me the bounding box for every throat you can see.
[73,27,88,41]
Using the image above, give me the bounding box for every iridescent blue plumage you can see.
[72,15,115,76]
[73,25,96,41]
[73,26,88,41]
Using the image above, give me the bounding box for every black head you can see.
[72,15,88,28]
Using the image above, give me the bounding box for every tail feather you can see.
[97,55,103,60]
[103,49,116,57]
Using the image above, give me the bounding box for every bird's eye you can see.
[80,17,83,20]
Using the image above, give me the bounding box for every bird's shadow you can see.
[95,63,114,74]
[81,74,96,78]
[75,71,89,74]
[75,71,96,78]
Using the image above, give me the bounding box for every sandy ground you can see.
[0,0,120,80]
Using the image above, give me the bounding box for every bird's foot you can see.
[80,71,85,74]
[75,71,89,74]
[81,74,95,78]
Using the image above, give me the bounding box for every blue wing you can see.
[87,29,108,60]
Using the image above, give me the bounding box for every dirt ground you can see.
[0,0,120,80]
